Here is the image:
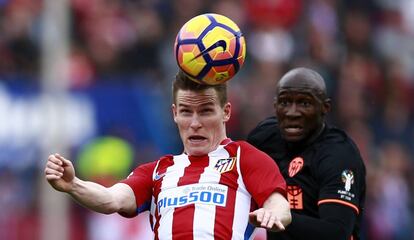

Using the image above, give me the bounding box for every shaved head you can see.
[274,67,331,143]
[277,67,328,101]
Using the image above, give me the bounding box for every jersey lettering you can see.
[157,183,228,214]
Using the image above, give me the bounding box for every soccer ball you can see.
[174,13,246,85]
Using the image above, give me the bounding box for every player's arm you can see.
[68,178,136,215]
[240,142,291,231]
[269,204,356,239]
[249,191,291,232]
[44,153,136,215]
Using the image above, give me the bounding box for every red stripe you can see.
[318,199,360,214]
[172,155,210,240]
[153,156,174,240]
[213,142,239,239]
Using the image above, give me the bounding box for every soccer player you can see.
[44,71,291,240]
[247,67,366,240]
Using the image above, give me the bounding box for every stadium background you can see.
[0,0,413,239]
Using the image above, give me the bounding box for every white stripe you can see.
[157,154,190,240]
[192,145,229,239]
[150,196,155,230]
[232,146,254,240]
[150,160,161,230]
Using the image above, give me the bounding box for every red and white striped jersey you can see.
[121,139,286,240]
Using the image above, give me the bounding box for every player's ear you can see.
[223,102,231,122]
[172,104,178,123]
[273,97,278,111]
[322,98,331,115]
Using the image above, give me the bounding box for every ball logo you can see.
[288,157,304,177]
[191,40,227,61]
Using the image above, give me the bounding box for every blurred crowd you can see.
[1,0,414,239]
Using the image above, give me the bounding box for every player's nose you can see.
[286,104,301,117]
[190,115,202,129]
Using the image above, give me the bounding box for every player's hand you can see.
[44,153,76,193]
[249,208,286,232]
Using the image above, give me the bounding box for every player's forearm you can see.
[269,204,356,240]
[68,177,120,214]
[263,192,292,228]
[282,212,349,240]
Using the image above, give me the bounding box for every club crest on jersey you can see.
[214,157,236,173]
[288,157,304,177]
[341,170,354,191]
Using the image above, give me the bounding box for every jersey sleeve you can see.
[239,141,286,207]
[316,142,366,214]
[120,161,157,216]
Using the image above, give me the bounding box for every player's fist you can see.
[249,208,285,232]
[44,153,76,192]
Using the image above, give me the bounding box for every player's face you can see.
[274,89,325,142]
[172,88,231,156]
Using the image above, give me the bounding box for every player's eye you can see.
[298,99,312,107]
[179,109,192,115]
[200,108,214,115]
[300,101,310,107]
[277,99,290,107]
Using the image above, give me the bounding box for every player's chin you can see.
[281,131,306,142]
[186,146,209,156]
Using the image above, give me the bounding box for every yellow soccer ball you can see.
[174,13,246,85]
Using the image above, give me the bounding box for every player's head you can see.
[274,67,331,143]
[172,71,231,156]
[172,71,228,107]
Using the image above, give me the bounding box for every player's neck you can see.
[307,123,325,144]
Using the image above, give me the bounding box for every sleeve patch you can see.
[341,170,355,192]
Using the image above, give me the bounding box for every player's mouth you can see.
[188,135,207,143]
[285,126,303,133]
[282,125,304,137]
